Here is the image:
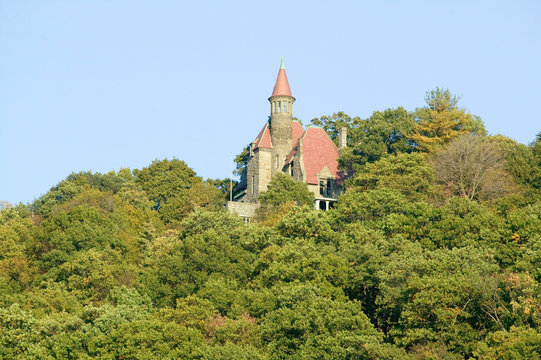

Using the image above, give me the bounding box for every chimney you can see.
[338,127,348,151]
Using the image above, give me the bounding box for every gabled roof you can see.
[252,122,272,150]
[301,127,340,184]
[292,121,304,147]
[270,60,293,98]
[285,121,305,164]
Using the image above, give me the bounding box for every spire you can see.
[271,59,292,97]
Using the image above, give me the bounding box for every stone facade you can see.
[230,60,345,215]
[226,201,259,220]
[245,147,272,202]
[268,95,294,176]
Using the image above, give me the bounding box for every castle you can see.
[228,60,346,219]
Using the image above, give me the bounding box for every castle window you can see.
[278,102,281,112]
[327,179,332,197]
[290,161,294,176]
[319,179,336,197]
[283,102,287,112]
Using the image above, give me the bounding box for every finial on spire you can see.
[270,58,293,98]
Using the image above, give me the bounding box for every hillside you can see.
[1,97,541,359]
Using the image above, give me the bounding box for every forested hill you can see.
[1,89,541,359]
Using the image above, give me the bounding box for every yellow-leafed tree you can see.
[409,88,486,152]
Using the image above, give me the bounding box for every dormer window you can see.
[319,178,336,197]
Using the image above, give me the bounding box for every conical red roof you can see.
[271,60,292,97]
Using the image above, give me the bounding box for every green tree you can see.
[338,107,416,175]
[138,211,255,307]
[31,170,138,216]
[310,111,357,143]
[503,134,541,200]
[234,147,250,178]
[258,283,408,359]
[258,173,313,207]
[376,244,504,357]
[135,158,223,223]
[0,217,36,293]
[206,178,237,198]
[134,158,199,212]
[255,173,313,222]
[349,152,437,202]
[474,326,541,359]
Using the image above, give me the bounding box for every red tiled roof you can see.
[252,123,272,150]
[285,145,297,164]
[271,68,293,97]
[285,121,305,164]
[292,121,304,147]
[302,127,340,184]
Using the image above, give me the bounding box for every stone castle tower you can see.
[269,59,295,176]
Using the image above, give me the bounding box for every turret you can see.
[269,59,295,174]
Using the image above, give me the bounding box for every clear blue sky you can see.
[1,1,540,204]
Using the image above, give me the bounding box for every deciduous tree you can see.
[433,134,514,201]
[338,107,416,176]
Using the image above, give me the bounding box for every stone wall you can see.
[291,144,306,183]
[226,201,259,219]
[308,183,320,199]
[245,148,272,202]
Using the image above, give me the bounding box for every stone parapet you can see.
[226,201,260,219]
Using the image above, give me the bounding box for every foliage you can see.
[256,173,314,222]
[338,107,416,175]
[1,95,540,358]
[206,177,237,199]
[134,158,224,224]
[349,152,437,202]
[503,135,541,199]
[433,134,515,201]
[408,88,486,152]
[259,173,313,207]
[310,111,357,143]
[234,147,250,178]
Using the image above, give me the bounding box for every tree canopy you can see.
[1,88,540,359]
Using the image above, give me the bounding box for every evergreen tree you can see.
[408,88,486,152]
